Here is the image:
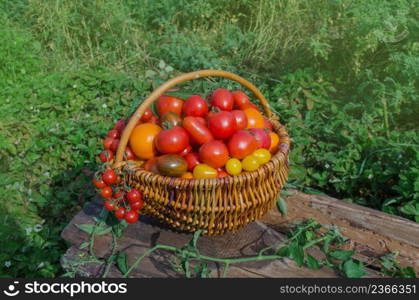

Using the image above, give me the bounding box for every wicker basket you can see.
[113,70,290,235]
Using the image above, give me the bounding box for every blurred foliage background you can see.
[0,0,417,277]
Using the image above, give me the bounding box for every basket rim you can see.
[116,119,290,187]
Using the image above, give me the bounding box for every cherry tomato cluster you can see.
[128,89,280,179]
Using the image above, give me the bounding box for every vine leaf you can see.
[277,197,288,215]
[342,259,367,278]
[329,250,354,260]
[116,252,128,274]
[306,254,320,270]
[75,224,112,235]
[289,242,304,266]
[79,242,90,250]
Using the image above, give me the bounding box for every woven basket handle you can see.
[114,69,273,165]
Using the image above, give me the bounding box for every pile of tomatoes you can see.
[127,88,280,179]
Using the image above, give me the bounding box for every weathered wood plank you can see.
[61,199,345,278]
[261,190,419,271]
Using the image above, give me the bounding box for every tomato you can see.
[196,117,207,126]
[113,119,126,134]
[113,188,125,202]
[100,186,113,198]
[103,137,114,150]
[225,158,242,175]
[149,115,159,124]
[155,126,189,154]
[130,123,162,159]
[208,111,237,139]
[210,88,234,111]
[102,169,118,185]
[156,154,188,177]
[242,155,260,171]
[231,110,248,130]
[252,149,271,165]
[244,108,264,129]
[181,172,194,179]
[227,130,257,159]
[249,128,271,150]
[124,146,136,160]
[264,118,273,131]
[232,90,250,109]
[144,157,158,172]
[199,140,229,168]
[193,164,218,179]
[110,138,120,152]
[140,108,154,122]
[93,178,107,189]
[124,210,139,224]
[159,112,182,128]
[241,102,259,111]
[130,201,143,211]
[108,129,120,140]
[183,117,214,145]
[104,200,116,211]
[115,207,126,219]
[99,150,114,163]
[183,95,208,117]
[157,95,184,116]
[269,132,279,153]
[127,189,142,204]
[216,170,228,178]
[184,152,200,171]
[178,144,192,156]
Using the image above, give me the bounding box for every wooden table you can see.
[61,190,419,277]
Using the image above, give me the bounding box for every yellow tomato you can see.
[129,123,162,159]
[252,149,271,165]
[193,164,218,179]
[225,158,242,175]
[241,155,260,171]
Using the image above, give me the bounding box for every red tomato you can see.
[113,189,125,201]
[104,200,116,211]
[182,117,214,145]
[100,186,113,198]
[144,157,158,172]
[103,137,114,150]
[184,152,200,171]
[217,170,229,178]
[102,169,118,185]
[155,126,190,154]
[125,210,139,224]
[210,88,234,111]
[149,115,159,124]
[249,128,271,149]
[157,95,184,116]
[124,146,136,160]
[231,110,248,130]
[93,178,107,189]
[232,90,250,109]
[227,130,257,159]
[115,207,126,219]
[241,102,259,111]
[113,119,126,134]
[183,95,208,117]
[178,144,192,156]
[264,118,273,131]
[99,150,114,163]
[140,108,154,122]
[108,129,120,139]
[110,138,120,152]
[127,189,142,204]
[208,111,237,139]
[130,201,143,211]
[199,140,229,169]
[195,117,207,126]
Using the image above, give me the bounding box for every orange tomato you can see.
[243,108,264,129]
[269,132,279,153]
[181,172,194,179]
[129,123,162,159]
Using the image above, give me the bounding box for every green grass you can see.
[0,0,417,277]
